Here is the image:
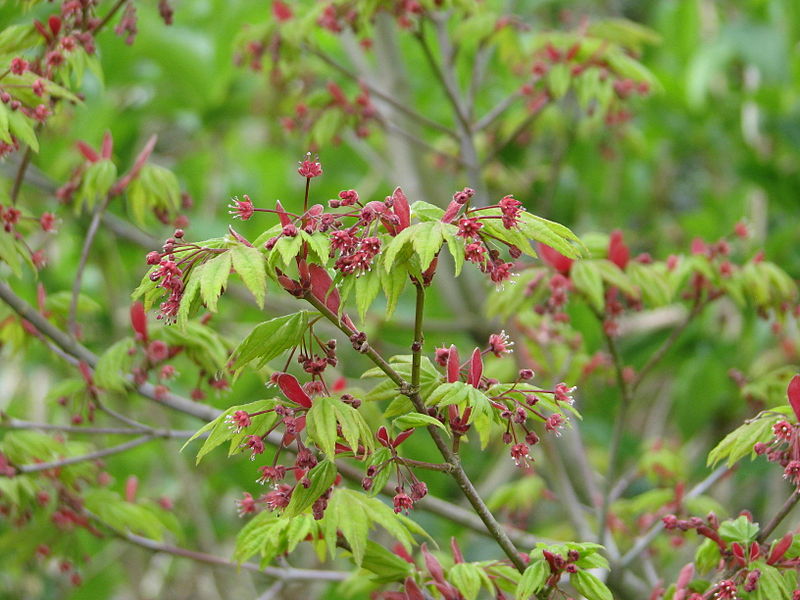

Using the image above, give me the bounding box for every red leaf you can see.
[468,347,483,388]
[404,577,424,600]
[392,428,414,448]
[376,426,391,448]
[78,361,93,385]
[76,141,99,163]
[421,543,445,583]
[100,131,113,160]
[441,200,460,224]
[392,187,410,231]
[275,200,291,227]
[450,537,464,564]
[446,345,460,383]
[48,15,61,36]
[537,242,573,275]
[767,533,793,564]
[608,230,629,270]
[130,302,148,342]
[124,475,138,502]
[309,264,340,315]
[788,375,800,421]
[276,373,312,408]
[392,542,415,564]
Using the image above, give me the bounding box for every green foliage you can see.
[231,311,310,371]
[707,409,790,467]
[305,395,375,459]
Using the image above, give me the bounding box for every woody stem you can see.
[304,288,527,572]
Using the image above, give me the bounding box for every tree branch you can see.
[14,435,154,474]
[87,510,350,581]
[616,465,729,568]
[756,488,800,544]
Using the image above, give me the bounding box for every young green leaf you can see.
[231,244,266,307]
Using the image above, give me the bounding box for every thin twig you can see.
[305,45,458,140]
[69,195,111,336]
[93,0,129,35]
[0,415,196,438]
[87,510,350,581]
[631,300,706,394]
[598,329,633,548]
[10,145,34,205]
[15,435,154,474]
[304,287,528,573]
[617,465,729,568]
[475,91,523,132]
[756,489,800,543]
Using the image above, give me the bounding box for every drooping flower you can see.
[228,195,254,220]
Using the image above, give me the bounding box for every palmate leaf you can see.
[181,399,278,464]
[570,260,605,312]
[231,311,310,371]
[197,251,232,312]
[515,560,548,600]
[707,408,790,467]
[306,396,376,459]
[570,570,613,600]
[231,244,267,307]
[283,459,337,518]
[93,337,136,392]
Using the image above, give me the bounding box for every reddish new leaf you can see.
[392,187,410,232]
[537,242,573,275]
[130,301,148,342]
[608,230,629,269]
[100,131,113,160]
[309,264,340,314]
[767,533,793,564]
[446,345,460,383]
[421,543,445,583]
[276,373,312,408]
[376,426,391,448]
[468,347,483,388]
[275,200,291,227]
[392,428,414,448]
[404,577,425,600]
[787,375,800,422]
[76,140,99,163]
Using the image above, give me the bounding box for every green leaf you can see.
[570,570,613,600]
[448,563,483,600]
[324,490,369,565]
[361,540,414,582]
[7,109,38,152]
[300,231,330,265]
[93,338,135,392]
[283,460,337,518]
[718,515,759,544]
[355,266,381,323]
[411,222,444,270]
[707,411,787,467]
[176,272,201,328]
[384,225,418,271]
[694,538,721,574]
[411,200,444,221]
[231,244,266,307]
[379,258,407,319]
[231,312,309,370]
[627,262,673,306]
[516,560,548,600]
[593,259,639,299]
[571,260,605,312]
[306,397,338,459]
[181,399,276,464]
[198,252,232,312]
[392,412,449,434]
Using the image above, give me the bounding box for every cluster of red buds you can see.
[433,332,573,466]
[663,511,797,597]
[362,426,428,513]
[753,376,800,486]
